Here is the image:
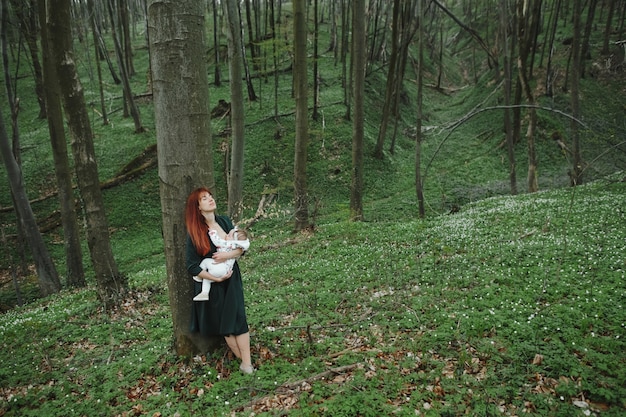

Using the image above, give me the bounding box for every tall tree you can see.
[293,0,310,231]
[500,0,517,195]
[517,0,540,192]
[580,0,598,77]
[46,0,126,309]
[8,0,46,119]
[570,0,583,185]
[312,0,320,121]
[87,0,109,125]
[601,0,616,55]
[1,0,61,296]
[147,0,215,356]
[350,0,365,221]
[0,111,61,296]
[373,0,401,159]
[37,0,85,288]
[224,0,246,221]
[415,0,425,218]
[107,0,144,133]
[210,0,222,86]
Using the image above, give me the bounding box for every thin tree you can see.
[224,0,246,221]
[1,0,61,296]
[0,111,61,296]
[87,0,109,125]
[147,0,215,356]
[8,0,46,119]
[312,0,320,121]
[350,0,365,221]
[570,0,583,185]
[415,0,425,218]
[373,0,400,159]
[580,0,598,78]
[293,0,310,231]
[37,0,85,288]
[500,0,517,195]
[601,0,616,55]
[46,0,126,309]
[107,0,144,133]
[517,0,540,192]
[118,0,135,77]
[211,0,222,86]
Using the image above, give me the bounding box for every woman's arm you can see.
[196,268,233,282]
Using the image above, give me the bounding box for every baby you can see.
[193,227,250,301]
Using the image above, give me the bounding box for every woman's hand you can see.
[198,269,233,282]
[212,248,243,262]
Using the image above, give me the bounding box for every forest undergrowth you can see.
[1,173,625,416]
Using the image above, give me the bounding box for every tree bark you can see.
[500,0,517,195]
[0,112,61,296]
[570,0,583,185]
[415,0,425,218]
[293,0,310,231]
[517,0,540,193]
[38,0,86,288]
[107,0,144,133]
[46,0,126,309]
[147,0,216,356]
[373,0,400,159]
[211,0,222,86]
[350,0,365,222]
[224,0,246,221]
[9,0,46,119]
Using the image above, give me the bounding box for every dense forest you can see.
[0,1,625,415]
[1,0,625,357]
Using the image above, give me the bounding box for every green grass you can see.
[1,174,625,416]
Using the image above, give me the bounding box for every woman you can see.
[185,187,254,374]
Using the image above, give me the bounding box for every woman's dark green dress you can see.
[186,215,249,336]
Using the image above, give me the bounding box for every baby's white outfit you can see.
[193,229,250,301]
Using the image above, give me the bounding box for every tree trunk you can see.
[374,0,400,159]
[0,112,61,296]
[119,0,135,76]
[107,0,144,133]
[570,0,583,185]
[416,0,425,218]
[1,1,61,296]
[544,0,561,96]
[147,0,216,356]
[211,0,222,86]
[602,0,616,55]
[580,0,598,78]
[9,0,46,119]
[500,0,517,195]
[517,0,540,192]
[87,0,109,125]
[293,0,310,231]
[350,0,365,222]
[38,0,86,288]
[224,0,246,221]
[46,0,126,309]
[312,0,320,121]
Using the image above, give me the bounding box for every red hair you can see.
[185,187,213,256]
